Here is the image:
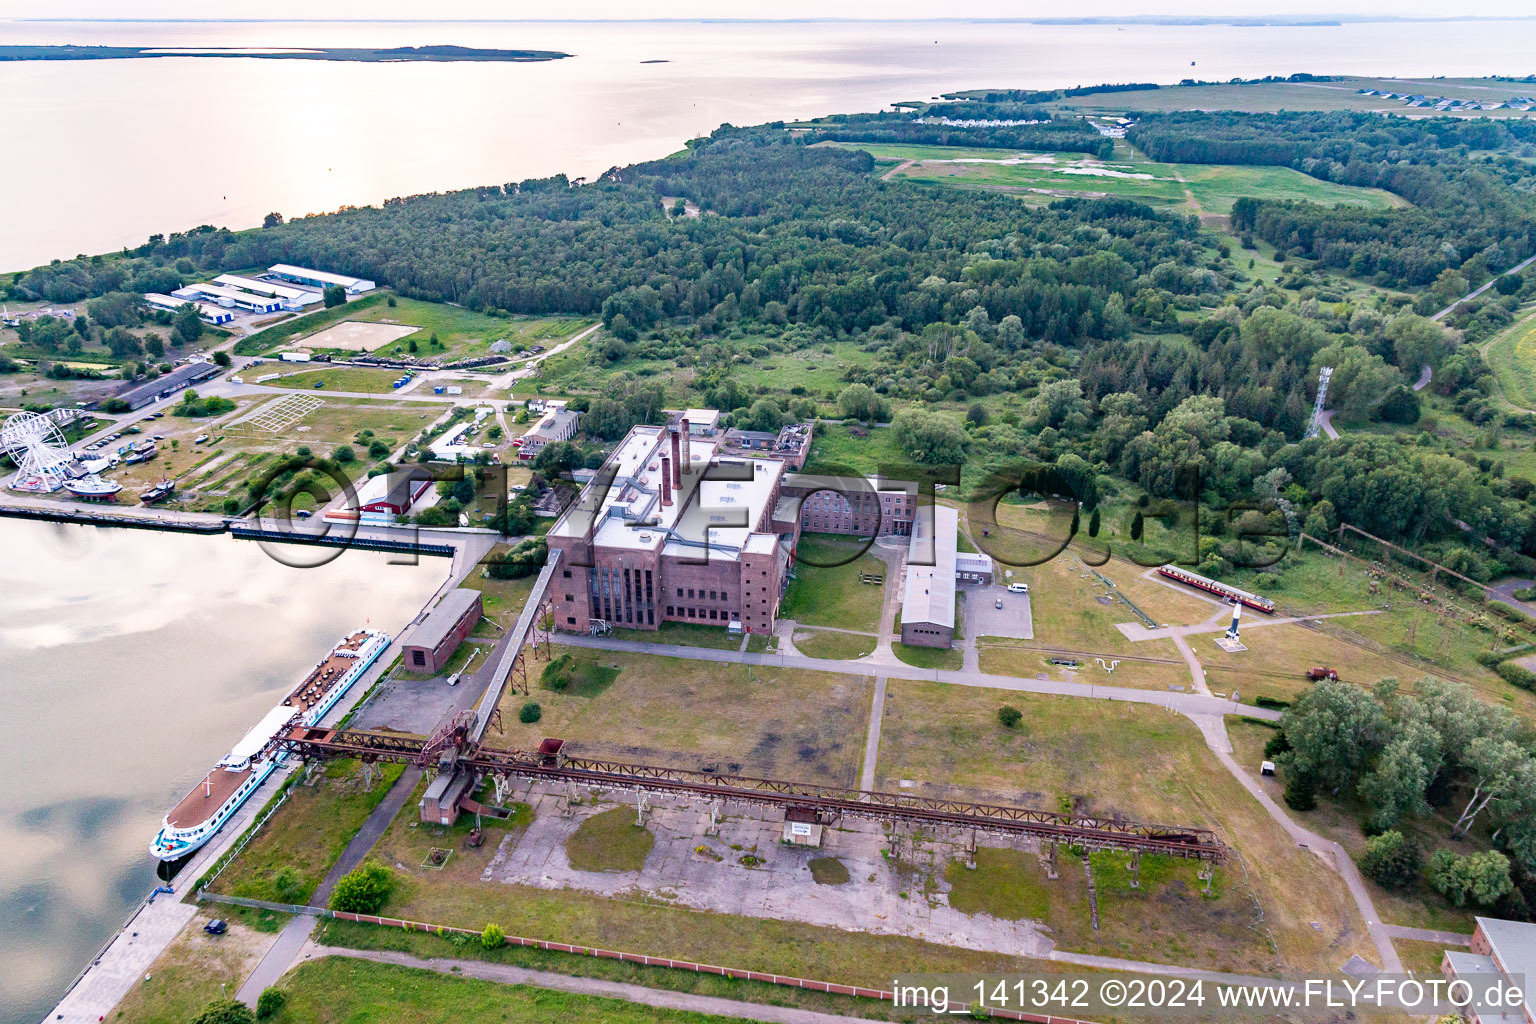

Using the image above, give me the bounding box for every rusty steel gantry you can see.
[277,725,1230,865]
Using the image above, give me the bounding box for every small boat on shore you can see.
[64,474,122,501]
[140,479,175,504]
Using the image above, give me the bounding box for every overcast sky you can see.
[11,1,1536,20]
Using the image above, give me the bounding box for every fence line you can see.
[193,893,1097,1024]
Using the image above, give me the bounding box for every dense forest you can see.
[11,106,1536,577]
[1133,110,1536,287]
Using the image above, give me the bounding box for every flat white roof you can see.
[662,455,783,562]
[902,504,958,630]
[221,704,296,766]
[682,408,720,427]
[143,293,231,319]
[177,282,283,308]
[268,264,372,289]
[551,426,782,561]
[956,551,994,574]
[213,273,312,301]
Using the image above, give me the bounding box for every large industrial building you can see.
[546,412,979,639]
[517,405,582,460]
[267,264,376,294]
[547,420,792,636]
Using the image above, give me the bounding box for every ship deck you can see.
[166,766,252,828]
[283,630,373,716]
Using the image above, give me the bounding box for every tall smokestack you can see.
[661,456,673,506]
[670,428,682,489]
[680,419,691,477]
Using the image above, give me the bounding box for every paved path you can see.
[1431,254,1536,321]
[859,677,888,791]
[237,765,424,1004]
[301,945,877,1024]
[1412,364,1433,391]
[552,633,1271,722]
[1116,608,1382,644]
[1318,408,1340,440]
[1381,923,1471,946]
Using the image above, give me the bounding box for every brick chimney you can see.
[661,456,673,506]
[680,418,691,476]
[670,427,682,489]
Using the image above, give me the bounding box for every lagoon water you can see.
[0,521,442,1024]
[5,18,1536,271]
[4,15,1536,1022]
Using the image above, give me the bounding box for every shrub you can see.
[519,702,542,724]
[328,861,393,914]
[1359,830,1421,890]
[1495,661,1536,691]
[481,923,506,949]
[1254,696,1291,710]
[1263,730,1291,758]
[997,706,1022,729]
[1428,849,1513,907]
[1282,766,1318,811]
[255,988,287,1021]
[191,999,255,1024]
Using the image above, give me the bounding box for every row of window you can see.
[668,606,737,621]
[677,587,730,601]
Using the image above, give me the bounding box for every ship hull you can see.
[148,629,390,861]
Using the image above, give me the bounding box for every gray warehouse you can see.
[115,362,222,411]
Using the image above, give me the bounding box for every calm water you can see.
[0,521,442,1024]
[5,19,1536,271]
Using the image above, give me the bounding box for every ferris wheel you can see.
[1,411,74,492]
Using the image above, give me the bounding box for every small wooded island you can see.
[0,44,571,62]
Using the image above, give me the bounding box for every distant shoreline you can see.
[0,44,572,63]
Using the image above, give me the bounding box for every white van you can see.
[1007,583,1029,594]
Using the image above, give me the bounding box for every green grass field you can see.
[269,956,766,1024]
[1483,307,1536,410]
[266,365,416,394]
[781,533,887,632]
[238,293,592,364]
[793,629,877,660]
[566,806,656,872]
[208,759,405,903]
[869,147,1403,215]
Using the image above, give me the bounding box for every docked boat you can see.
[63,474,122,501]
[149,628,391,862]
[140,479,176,504]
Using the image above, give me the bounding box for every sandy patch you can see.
[294,321,420,352]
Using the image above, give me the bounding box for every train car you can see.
[1156,564,1275,613]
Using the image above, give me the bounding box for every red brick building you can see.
[399,588,483,674]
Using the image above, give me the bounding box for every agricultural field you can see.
[238,292,591,365]
[487,650,873,787]
[875,683,1375,973]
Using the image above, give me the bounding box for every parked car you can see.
[194,434,209,444]
[1007,583,1029,594]
[995,599,1004,609]
[203,919,227,936]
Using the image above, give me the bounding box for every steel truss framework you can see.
[280,726,1229,863]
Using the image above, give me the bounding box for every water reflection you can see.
[0,520,444,1024]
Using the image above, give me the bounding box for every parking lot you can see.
[961,584,1034,640]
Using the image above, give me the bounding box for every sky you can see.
[9,0,1536,21]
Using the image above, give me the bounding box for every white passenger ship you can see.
[149,629,390,861]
